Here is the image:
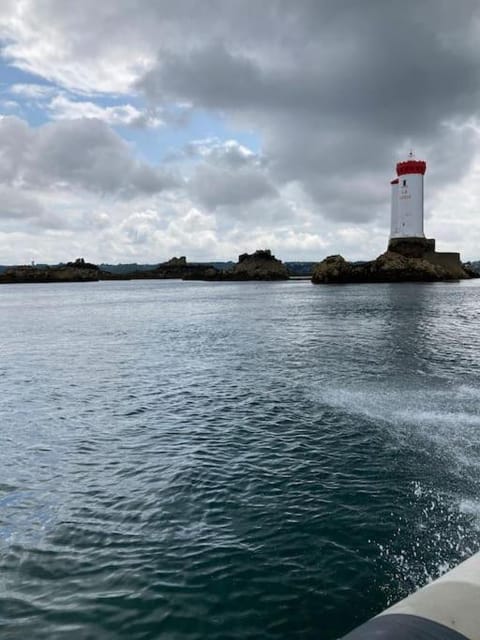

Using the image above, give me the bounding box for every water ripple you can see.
[1,280,480,638]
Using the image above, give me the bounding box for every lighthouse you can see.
[386,153,464,275]
[390,152,426,239]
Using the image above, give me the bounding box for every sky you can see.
[1,1,480,264]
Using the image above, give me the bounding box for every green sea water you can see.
[1,279,479,639]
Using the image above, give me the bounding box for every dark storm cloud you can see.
[136,0,480,221]
[141,32,478,136]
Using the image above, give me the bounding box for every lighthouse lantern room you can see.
[390,152,426,239]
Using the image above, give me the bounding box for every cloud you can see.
[186,139,276,209]
[9,83,57,99]
[134,2,480,224]
[2,1,480,261]
[189,163,277,210]
[0,185,44,220]
[0,115,179,197]
[186,138,256,167]
[0,115,32,184]
[120,209,163,244]
[47,95,162,128]
[0,185,80,232]
[0,99,20,112]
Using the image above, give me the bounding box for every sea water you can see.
[1,279,479,639]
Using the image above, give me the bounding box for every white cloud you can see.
[1,1,480,263]
[120,209,163,244]
[0,185,44,220]
[9,83,56,99]
[189,163,276,210]
[188,138,255,164]
[0,115,178,197]
[47,94,162,128]
[0,99,19,112]
[186,139,276,210]
[0,1,156,93]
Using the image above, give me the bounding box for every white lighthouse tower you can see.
[390,152,426,239]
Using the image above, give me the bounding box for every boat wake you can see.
[319,383,480,602]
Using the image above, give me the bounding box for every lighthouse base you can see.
[388,237,465,278]
[388,237,436,257]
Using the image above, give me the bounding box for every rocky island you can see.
[0,252,291,284]
[312,153,480,284]
[105,256,219,281]
[185,250,289,281]
[0,258,101,283]
[311,238,475,284]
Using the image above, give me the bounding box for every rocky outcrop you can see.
[0,258,100,283]
[101,251,288,281]
[312,250,473,284]
[463,262,480,278]
[177,263,220,280]
[227,250,289,280]
[190,249,289,281]
[311,255,354,283]
[153,256,188,277]
[98,257,220,280]
[312,235,476,284]
[154,257,220,279]
[114,256,220,280]
[372,251,460,281]
[0,256,223,283]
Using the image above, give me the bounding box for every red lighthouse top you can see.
[396,152,426,176]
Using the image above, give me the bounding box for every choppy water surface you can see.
[1,279,480,639]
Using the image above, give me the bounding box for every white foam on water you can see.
[375,482,479,605]
[459,498,480,525]
[396,409,480,428]
[320,384,480,474]
[320,385,480,601]
[457,384,480,400]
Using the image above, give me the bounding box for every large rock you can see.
[0,258,100,283]
[158,256,220,280]
[229,250,288,280]
[312,250,472,284]
[370,251,451,281]
[463,262,480,278]
[150,256,205,279]
[201,249,289,281]
[310,255,354,283]
[102,256,221,280]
